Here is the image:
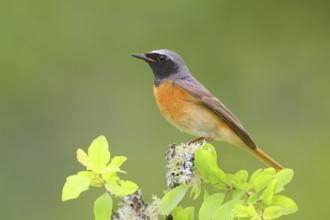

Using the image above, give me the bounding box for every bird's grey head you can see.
[132,49,191,86]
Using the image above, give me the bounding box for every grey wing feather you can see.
[176,78,257,149]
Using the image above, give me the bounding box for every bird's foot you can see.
[188,137,206,145]
[188,137,215,145]
[205,137,214,142]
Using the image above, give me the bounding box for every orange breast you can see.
[153,80,221,137]
[153,80,245,146]
[153,80,190,125]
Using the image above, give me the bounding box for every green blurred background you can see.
[1,0,329,219]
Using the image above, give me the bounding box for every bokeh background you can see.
[1,0,329,219]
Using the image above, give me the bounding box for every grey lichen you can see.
[165,141,205,190]
[113,141,207,219]
[112,189,160,220]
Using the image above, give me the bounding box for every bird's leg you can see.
[205,137,215,142]
[188,137,206,145]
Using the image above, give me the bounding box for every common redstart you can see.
[132,49,283,170]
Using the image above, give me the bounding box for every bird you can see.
[132,49,283,170]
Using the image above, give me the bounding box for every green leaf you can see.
[77,171,94,178]
[232,189,245,200]
[252,174,273,192]
[275,168,294,193]
[172,206,195,220]
[88,135,110,172]
[247,192,261,205]
[213,199,243,220]
[105,180,138,197]
[77,148,92,169]
[271,195,298,215]
[225,174,234,186]
[102,171,119,183]
[233,170,251,192]
[99,164,124,174]
[78,171,102,187]
[263,206,282,219]
[237,182,252,192]
[181,207,195,220]
[199,193,225,220]
[263,168,276,175]
[250,168,275,184]
[171,206,184,217]
[234,204,249,218]
[159,185,190,215]
[204,190,210,200]
[262,179,277,205]
[201,143,217,160]
[250,169,262,183]
[247,205,260,219]
[195,149,226,184]
[110,156,127,167]
[234,170,249,182]
[190,186,202,200]
[94,193,113,220]
[235,204,261,219]
[62,175,91,201]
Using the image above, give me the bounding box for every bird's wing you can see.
[177,79,257,149]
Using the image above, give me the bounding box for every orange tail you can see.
[249,146,283,171]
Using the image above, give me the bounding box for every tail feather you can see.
[249,146,283,171]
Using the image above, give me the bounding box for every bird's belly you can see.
[172,101,223,138]
[153,80,225,138]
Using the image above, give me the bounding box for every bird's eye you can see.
[158,55,166,62]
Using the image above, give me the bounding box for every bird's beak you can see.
[131,53,156,63]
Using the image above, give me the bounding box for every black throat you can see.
[150,63,179,87]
